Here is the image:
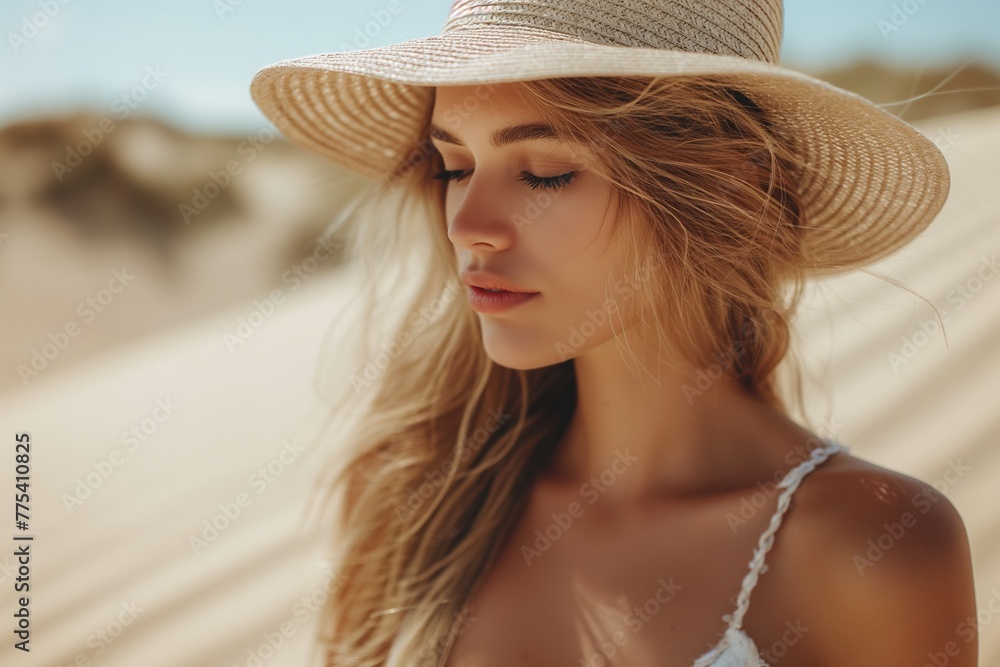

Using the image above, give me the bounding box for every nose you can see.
[446,173,516,252]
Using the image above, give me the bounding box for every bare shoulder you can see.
[780,450,979,666]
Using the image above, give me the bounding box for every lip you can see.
[460,269,537,294]
[460,269,540,314]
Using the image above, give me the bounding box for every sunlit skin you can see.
[431,83,979,667]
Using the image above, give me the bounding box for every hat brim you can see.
[249,25,950,274]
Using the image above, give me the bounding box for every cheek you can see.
[521,187,625,351]
[525,182,619,312]
[524,183,614,263]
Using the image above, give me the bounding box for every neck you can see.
[539,329,817,504]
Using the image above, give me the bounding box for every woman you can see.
[250,1,978,665]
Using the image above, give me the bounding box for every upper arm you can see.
[796,468,978,666]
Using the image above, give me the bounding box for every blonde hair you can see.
[305,75,814,666]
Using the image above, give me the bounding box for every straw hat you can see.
[249,0,950,273]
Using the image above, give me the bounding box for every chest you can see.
[442,485,786,667]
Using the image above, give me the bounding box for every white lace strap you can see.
[723,438,848,631]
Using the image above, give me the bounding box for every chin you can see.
[478,323,617,370]
[481,344,561,371]
[477,327,563,370]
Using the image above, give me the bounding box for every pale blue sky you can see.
[1,0,998,134]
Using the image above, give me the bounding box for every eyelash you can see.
[432,168,576,191]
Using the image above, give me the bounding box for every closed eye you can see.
[432,169,576,191]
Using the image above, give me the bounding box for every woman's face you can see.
[430,83,640,370]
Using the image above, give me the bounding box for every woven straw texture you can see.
[249,0,950,274]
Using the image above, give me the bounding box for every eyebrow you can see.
[428,122,563,149]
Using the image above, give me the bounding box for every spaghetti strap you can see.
[722,437,849,632]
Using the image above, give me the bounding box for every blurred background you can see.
[0,1,998,665]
